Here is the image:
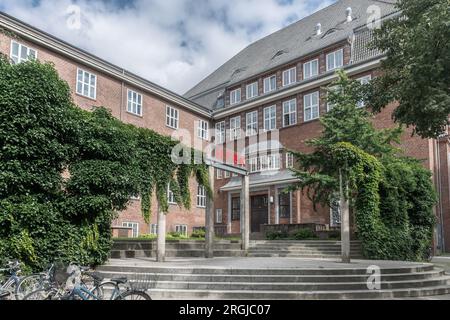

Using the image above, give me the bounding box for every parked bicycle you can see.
[0,261,22,300]
[23,263,152,300]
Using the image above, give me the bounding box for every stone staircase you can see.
[110,240,244,259]
[96,260,450,300]
[248,240,364,259]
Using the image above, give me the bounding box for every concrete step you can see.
[96,269,444,283]
[110,249,244,259]
[247,253,363,259]
[113,243,242,251]
[143,285,450,300]
[97,264,436,276]
[119,278,450,291]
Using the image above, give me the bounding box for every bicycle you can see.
[24,264,105,301]
[93,272,152,300]
[14,263,56,300]
[0,261,22,300]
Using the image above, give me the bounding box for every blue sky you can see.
[0,0,335,93]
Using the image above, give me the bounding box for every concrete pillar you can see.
[275,187,280,225]
[156,203,166,262]
[340,169,351,263]
[205,166,215,258]
[241,175,250,251]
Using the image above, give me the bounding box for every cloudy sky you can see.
[0,0,335,94]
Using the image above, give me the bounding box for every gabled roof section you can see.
[184,0,398,110]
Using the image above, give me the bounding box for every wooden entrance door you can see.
[251,195,269,233]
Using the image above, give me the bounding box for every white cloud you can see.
[0,0,334,94]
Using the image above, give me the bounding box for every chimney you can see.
[315,23,322,36]
[346,7,353,22]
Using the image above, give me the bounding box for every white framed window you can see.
[283,99,297,127]
[249,154,281,173]
[264,75,277,93]
[230,116,241,140]
[224,171,231,179]
[216,209,223,224]
[327,86,340,112]
[304,92,320,122]
[127,89,143,116]
[197,120,209,141]
[197,185,207,208]
[326,49,344,71]
[150,224,158,235]
[303,59,319,79]
[76,68,97,100]
[230,88,241,105]
[175,225,188,236]
[215,121,225,144]
[166,106,179,129]
[357,75,372,108]
[286,153,294,169]
[246,111,258,137]
[167,188,176,204]
[122,222,139,238]
[282,67,297,87]
[10,41,37,64]
[246,82,258,99]
[217,169,223,180]
[264,106,276,131]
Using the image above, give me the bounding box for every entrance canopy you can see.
[220,170,297,192]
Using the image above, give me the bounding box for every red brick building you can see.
[1,0,449,253]
[184,0,450,252]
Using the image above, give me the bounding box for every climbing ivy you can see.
[0,57,210,271]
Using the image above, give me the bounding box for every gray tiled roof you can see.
[185,0,398,109]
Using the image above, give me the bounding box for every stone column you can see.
[157,202,166,262]
[340,169,351,263]
[241,174,250,251]
[205,166,215,258]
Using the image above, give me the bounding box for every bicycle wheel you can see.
[115,290,152,300]
[16,275,46,300]
[1,279,17,300]
[94,281,119,300]
[23,288,55,301]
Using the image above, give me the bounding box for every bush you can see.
[266,231,289,240]
[293,229,318,240]
[191,229,206,239]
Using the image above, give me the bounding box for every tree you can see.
[289,71,436,261]
[367,0,450,138]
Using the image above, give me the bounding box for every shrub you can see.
[191,229,206,239]
[266,231,289,240]
[293,229,318,240]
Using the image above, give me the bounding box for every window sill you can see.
[282,123,298,129]
[303,117,320,123]
[75,92,97,102]
[126,111,143,118]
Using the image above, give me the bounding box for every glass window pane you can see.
[12,42,19,56]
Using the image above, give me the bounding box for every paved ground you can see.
[105,256,431,270]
